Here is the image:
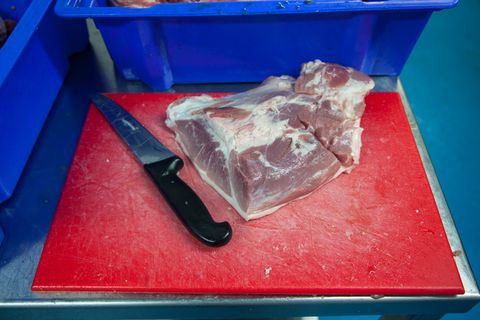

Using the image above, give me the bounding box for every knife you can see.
[90,94,232,247]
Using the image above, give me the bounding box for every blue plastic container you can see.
[56,0,458,90]
[0,0,88,203]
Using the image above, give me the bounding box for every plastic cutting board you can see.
[33,92,464,295]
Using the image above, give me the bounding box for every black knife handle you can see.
[144,157,232,247]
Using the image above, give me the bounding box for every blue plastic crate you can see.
[0,0,88,203]
[56,0,457,90]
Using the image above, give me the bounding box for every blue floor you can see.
[401,0,480,319]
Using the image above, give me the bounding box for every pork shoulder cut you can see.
[166,60,374,220]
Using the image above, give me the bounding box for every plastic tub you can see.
[56,0,457,90]
[0,0,88,203]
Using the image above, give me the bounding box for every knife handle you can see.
[144,157,232,247]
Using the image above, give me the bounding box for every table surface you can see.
[0,21,478,319]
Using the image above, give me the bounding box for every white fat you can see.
[287,94,316,107]
[322,82,371,119]
[205,96,291,154]
[277,76,295,89]
[286,131,318,157]
[254,154,291,182]
[244,202,290,220]
[166,95,215,125]
[351,127,363,165]
[302,59,325,73]
[310,70,324,87]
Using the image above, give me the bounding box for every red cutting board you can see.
[33,92,463,295]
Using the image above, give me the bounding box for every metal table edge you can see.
[397,80,479,297]
[1,294,479,319]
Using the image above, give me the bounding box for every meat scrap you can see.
[166,60,374,220]
[0,17,16,48]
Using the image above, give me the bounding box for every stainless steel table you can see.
[0,21,478,320]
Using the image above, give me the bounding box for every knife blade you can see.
[90,94,232,247]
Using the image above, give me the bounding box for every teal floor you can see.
[402,0,480,319]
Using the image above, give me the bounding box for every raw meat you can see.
[166,60,374,220]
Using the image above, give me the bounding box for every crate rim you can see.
[55,0,459,18]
